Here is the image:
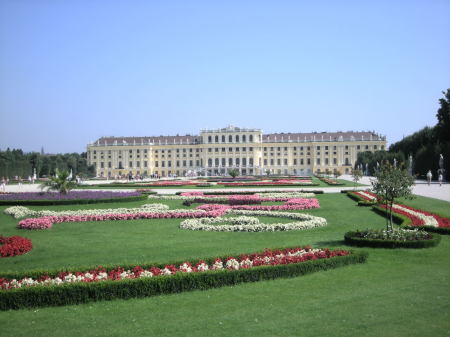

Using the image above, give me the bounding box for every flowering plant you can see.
[0,236,33,257]
[0,246,349,290]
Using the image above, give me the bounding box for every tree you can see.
[351,168,363,189]
[333,169,341,179]
[40,169,77,194]
[371,163,414,232]
[435,89,450,143]
[228,168,239,178]
[265,169,271,176]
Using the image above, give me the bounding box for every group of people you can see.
[426,170,444,186]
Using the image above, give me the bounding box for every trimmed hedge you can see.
[344,231,441,249]
[0,250,367,310]
[0,195,147,206]
[371,205,450,235]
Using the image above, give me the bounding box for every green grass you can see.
[0,193,449,337]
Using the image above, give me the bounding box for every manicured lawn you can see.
[0,193,448,337]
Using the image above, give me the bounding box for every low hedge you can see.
[0,195,147,206]
[371,205,450,235]
[0,250,367,310]
[344,231,441,249]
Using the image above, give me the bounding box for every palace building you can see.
[86,126,387,178]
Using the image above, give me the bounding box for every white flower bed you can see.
[392,204,439,227]
[357,191,377,200]
[4,204,170,219]
[256,192,315,198]
[179,210,327,232]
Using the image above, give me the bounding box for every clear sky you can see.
[1,0,449,153]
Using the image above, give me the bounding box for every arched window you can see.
[242,135,246,142]
[249,135,253,142]
[235,135,240,142]
[222,135,225,142]
[215,135,219,143]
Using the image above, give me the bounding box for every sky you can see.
[0,0,449,153]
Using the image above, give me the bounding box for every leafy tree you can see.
[351,168,363,190]
[333,169,341,179]
[435,89,450,143]
[228,168,239,178]
[371,163,414,232]
[40,169,77,194]
[265,169,271,176]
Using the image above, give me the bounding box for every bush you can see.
[344,230,441,248]
[0,250,367,310]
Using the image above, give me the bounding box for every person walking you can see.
[426,170,432,185]
[438,173,443,187]
[1,177,5,192]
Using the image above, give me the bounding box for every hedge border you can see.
[344,230,441,248]
[0,195,147,206]
[0,250,367,310]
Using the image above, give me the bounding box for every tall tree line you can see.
[0,149,95,178]
[356,89,450,178]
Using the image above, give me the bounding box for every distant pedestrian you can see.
[426,170,432,186]
[1,177,5,192]
[18,176,22,186]
[438,173,443,187]
[28,176,32,184]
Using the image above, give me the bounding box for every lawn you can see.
[0,193,448,337]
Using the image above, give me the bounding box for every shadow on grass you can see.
[314,239,346,247]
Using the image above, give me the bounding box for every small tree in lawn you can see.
[333,169,341,180]
[351,168,363,190]
[228,168,239,179]
[265,169,271,177]
[371,162,414,232]
[40,168,77,194]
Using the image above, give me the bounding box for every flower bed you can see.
[0,246,367,310]
[180,210,327,232]
[344,229,441,248]
[0,191,146,206]
[317,177,344,186]
[196,198,320,212]
[220,180,317,187]
[17,209,225,230]
[0,236,33,257]
[377,204,450,234]
[346,191,377,206]
[5,203,170,219]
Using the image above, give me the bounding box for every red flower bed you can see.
[0,246,351,289]
[0,236,33,257]
[380,204,450,228]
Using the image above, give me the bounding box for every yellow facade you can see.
[87,126,386,177]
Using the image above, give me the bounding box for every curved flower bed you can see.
[0,191,146,206]
[17,209,226,230]
[196,198,320,212]
[180,210,327,232]
[346,191,377,206]
[379,204,450,229]
[344,229,441,248]
[5,203,170,219]
[0,236,33,257]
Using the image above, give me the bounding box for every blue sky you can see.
[1,0,449,153]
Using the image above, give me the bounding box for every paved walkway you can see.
[2,176,449,202]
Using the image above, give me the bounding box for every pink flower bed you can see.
[17,210,226,230]
[0,246,350,290]
[196,198,320,212]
